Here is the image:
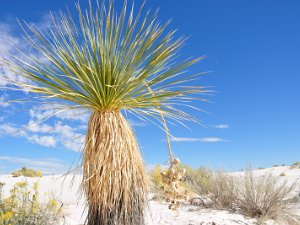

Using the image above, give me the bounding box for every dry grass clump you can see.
[207,170,238,210]
[12,167,42,178]
[237,171,297,220]
[0,181,62,224]
[83,111,147,225]
[201,169,298,221]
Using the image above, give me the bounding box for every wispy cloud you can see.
[0,156,68,174]
[0,22,31,88]
[29,105,90,123]
[128,119,147,127]
[214,124,230,129]
[171,137,225,143]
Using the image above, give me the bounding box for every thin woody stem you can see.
[144,82,174,164]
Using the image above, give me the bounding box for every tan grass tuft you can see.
[83,111,147,225]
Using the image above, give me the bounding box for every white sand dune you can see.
[0,166,299,225]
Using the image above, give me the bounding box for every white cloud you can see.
[0,23,31,88]
[27,120,52,133]
[29,105,89,123]
[0,20,86,152]
[214,124,229,129]
[171,137,225,143]
[27,135,57,147]
[0,123,27,137]
[0,121,84,151]
[64,135,85,152]
[0,95,10,107]
[0,156,68,174]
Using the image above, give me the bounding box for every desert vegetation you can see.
[150,165,299,223]
[237,171,297,221]
[290,162,300,169]
[0,181,62,225]
[11,167,42,178]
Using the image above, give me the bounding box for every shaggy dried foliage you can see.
[83,111,147,225]
[237,171,297,220]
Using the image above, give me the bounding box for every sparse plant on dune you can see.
[11,167,42,178]
[0,0,207,224]
[290,162,300,169]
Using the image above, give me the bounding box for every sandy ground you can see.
[0,166,299,225]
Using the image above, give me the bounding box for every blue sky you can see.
[0,0,299,174]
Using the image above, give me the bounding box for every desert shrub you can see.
[149,161,190,210]
[290,162,300,170]
[12,167,42,178]
[182,165,211,195]
[149,165,164,192]
[207,170,238,209]
[237,171,297,220]
[0,180,63,224]
[279,173,286,176]
[0,182,4,203]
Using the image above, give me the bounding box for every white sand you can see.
[0,166,299,225]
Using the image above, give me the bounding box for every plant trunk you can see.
[83,111,148,225]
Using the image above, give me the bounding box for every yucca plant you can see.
[0,1,208,224]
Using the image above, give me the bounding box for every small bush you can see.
[237,171,297,220]
[289,165,300,170]
[258,167,264,170]
[0,180,63,224]
[149,165,164,192]
[292,162,300,166]
[0,182,4,202]
[279,173,286,176]
[273,165,279,167]
[181,165,211,195]
[207,170,238,209]
[12,167,42,178]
